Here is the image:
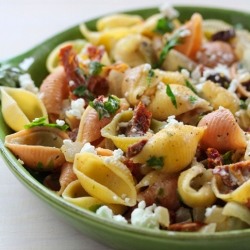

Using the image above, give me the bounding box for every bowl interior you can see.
[1,6,250,250]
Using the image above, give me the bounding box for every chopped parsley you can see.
[147,69,155,85]
[222,151,233,165]
[89,204,103,213]
[0,63,24,87]
[146,156,164,170]
[154,18,174,35]
[73,85,95,100]
[185,79,198,94]
[166,84,177,108]
[89,95,120,120]
[24,116,69,131]
[240,99,247,109]
[157,188,165,197]
[155,30,183,69]
[89,61,104,76]
[189,96,197,103]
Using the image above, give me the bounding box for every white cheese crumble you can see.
[18,73,38,93]
[80,142,97,155]
[131,201,170,229]
[19,57,34,71]
[69,80,75,87]
[56,119,65,126]
[157,82,165,90]
[181,68,190,78]
[205,205,217,217]
[141,95,151,105]
[113,148,124,160]
[227,79,239,93]
[179,29,191,38]
[96,206,128,224]
[143,63,152,72]
[159,2,179,19]
[165,115,183,127]
[17,159,24,165]
[66,98,85,119]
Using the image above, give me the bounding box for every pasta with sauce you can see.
[3,3,250,233]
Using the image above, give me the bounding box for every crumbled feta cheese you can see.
[131,201,170,229]
[205,205,217,217]
[143,63,152,72]
[56,119,65,126]
[18,73,38,93]
[96,206,128,224]
[38,92,45,99]
[165,115,183,127]
[191,66,202,83]
[19,57,34,71]
[141,95,151,105]
[104,157,111,164]
[181,68,190,78]
[17,159,24,165]
[69,80,75,87]
[157,82,165,89]
[80,142,97,155]
[159,2,179,19]
[66,98,85,119]
[227,79,239,93]
[179,29,191,38]
[113,148,124,160]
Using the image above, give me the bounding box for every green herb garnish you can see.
[89,204,103,213]
[73,85,95,100]
[157,188,165,197]
[24,116,69,131]
[240,99,247,109]
[89,61,104,76]
[166,84,177,108]
[146,156,164,170]
[0,63,24,87]
[189,96,197,103]
[185,79,198,94]
[222,151,233,165]
[154,18,174,35]
[89,95,120,120]
[155,30,183,68]
[147,69,155,85]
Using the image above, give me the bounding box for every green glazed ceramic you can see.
[1,6,250,250]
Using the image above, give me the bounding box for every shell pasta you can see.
[3,3,250,234]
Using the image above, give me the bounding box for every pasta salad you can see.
[2,3,250,233]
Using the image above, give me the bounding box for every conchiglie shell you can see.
[112,34,155,67]
[202,19,233,39]
[101,110,165,152]
[73,152,136,206]
[79,23,137,54]
[96,14,143,31]
[132,125,206,173]
[161,49,197,72]
[62,180,127,215]
[199,81,240,114]
[1,87,48,132]
[121,65,164,106]
[211,161,250,205]
[46,39,87,73]
[147,84,212,120]
[5,126,69,170]
[76,99,129,145]
[39,66,69,123]
[198,108,247,152]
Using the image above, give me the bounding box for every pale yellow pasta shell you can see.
[73,152,136,206]
[101,110,166,152]
[132,125,206,173]
[199,81,240,114]
[212,165,250,205]
[46,39,87,73]
[96,14,143,31]
[202,19,233,39]
[1,87,48,132]
[147,84,212,120]
[62,180,127,215]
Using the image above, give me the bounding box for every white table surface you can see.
[1,0,250,249]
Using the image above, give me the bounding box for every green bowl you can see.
[1,6,250,250]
